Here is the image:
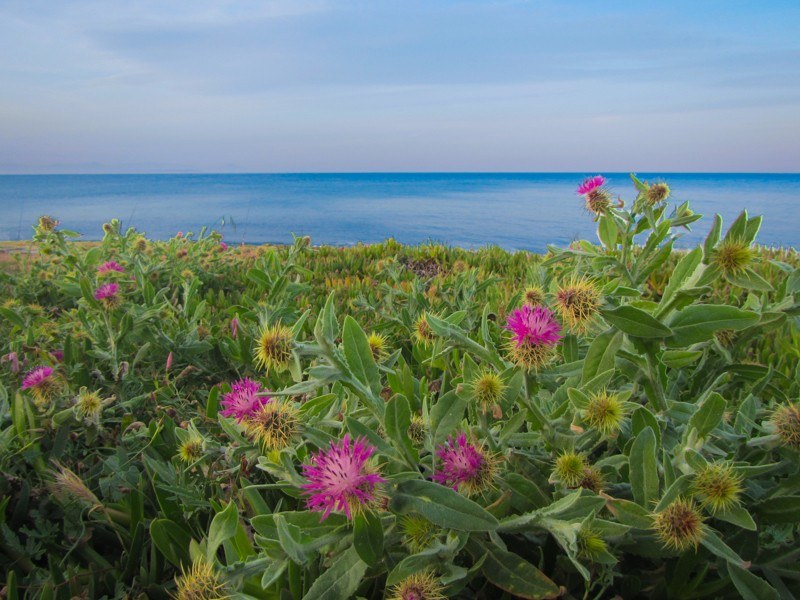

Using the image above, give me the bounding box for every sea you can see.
[0,173,797,252]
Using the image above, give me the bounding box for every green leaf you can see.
[206,501,239,563]
[429,390,466,444]
[597,215,618,250]
[660,350,703,369]
[660,247,704,307]
[725,268,774,292]
[342,316,381,397]
[703,214,722,261]
[714,505,757,531]
[601,305,672,338]
[389,480,499,531]
[727,563,780,600]
[150,519,192,567]
[314,292,338,348]
[353,509,383,567]
[629,428,659,507]
[688,392,726,438]
[666,305,759,348]
[476,541,561,599]
[301,545,368,600]
[384,394,416,463]
[581,329,623,384]
[700,529,746,566]
[754,496,800,524]
[631,406,661,446]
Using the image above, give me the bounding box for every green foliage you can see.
[0,183,799,598]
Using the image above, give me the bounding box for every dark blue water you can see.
[0,173,797,251]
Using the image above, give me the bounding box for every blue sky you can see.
[1,0,798,173]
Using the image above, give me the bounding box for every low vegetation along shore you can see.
[1,175,799,599]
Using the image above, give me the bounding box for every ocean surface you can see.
[0,173,797,251]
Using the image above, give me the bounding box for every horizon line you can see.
[1,170,799,176]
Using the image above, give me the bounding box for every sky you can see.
[1,0,799,173]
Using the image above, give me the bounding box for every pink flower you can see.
[433,433,494,494]
[21,365,54,390]
[219,241,228,251]
[94,282,119,301]
[2,352,21,373]
[230,317,239,339]
[505,305,562,348]
[302,434,385,520]
[220,378,270,421]
[166,352,174,371]
[97,261,124,274]
[51,349,64,362]
[577,175,606,196]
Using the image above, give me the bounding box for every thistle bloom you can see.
[577,175,612,215]
[433,433,496,496]
[94,282,119,302]
[576,175,606,196]
[174,560,229,600]
[301,434,384,520]
[388,571,446,600]
[504,305,562,369]
[21,365,55,391]
[220,378,270,421]
[97,261,124,274]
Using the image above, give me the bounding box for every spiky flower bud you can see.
[552,451,588,488]
[367,332,389,361]
[554,278,601,334]
[399,515,438,553]
[713,239,754,274]
[692,463,742,513]
[652,497,705,552]
[74,387,104,426]
[37,215,59,232]
[583,390,626,436]
[413,313,436,345]
[254,324,293,372]
[174,560,229,600]
[771,403,800,448]
[577,527,608,561]
[646,182,671,205]
[523,286,545,307]
[408,415,427,446]
[178,434,206,463]
[470,370,506,410]
[388,571,446,600]
[578,465,605,493]
[243,401,300,451]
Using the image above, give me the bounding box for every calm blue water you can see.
[0,173,797,251]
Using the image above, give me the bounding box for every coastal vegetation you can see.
[1,175,798,599]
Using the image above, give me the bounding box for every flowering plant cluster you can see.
[1,179,799,599]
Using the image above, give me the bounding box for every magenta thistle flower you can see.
[506,305,562,348]
[433,433,496,496]
[94,282,119,301]
[219,241,228,251]
[21,365,54,390]
[302,434,385,520]
[21,365,60,405]
[577,175,606,196]
[505,305,562,369]
[220,378,270,421]
[97,261,124,274]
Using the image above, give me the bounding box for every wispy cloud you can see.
[1,0,799,172]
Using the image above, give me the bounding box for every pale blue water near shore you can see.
[0,173,797,251]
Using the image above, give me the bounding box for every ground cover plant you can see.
[1,175,799,599]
